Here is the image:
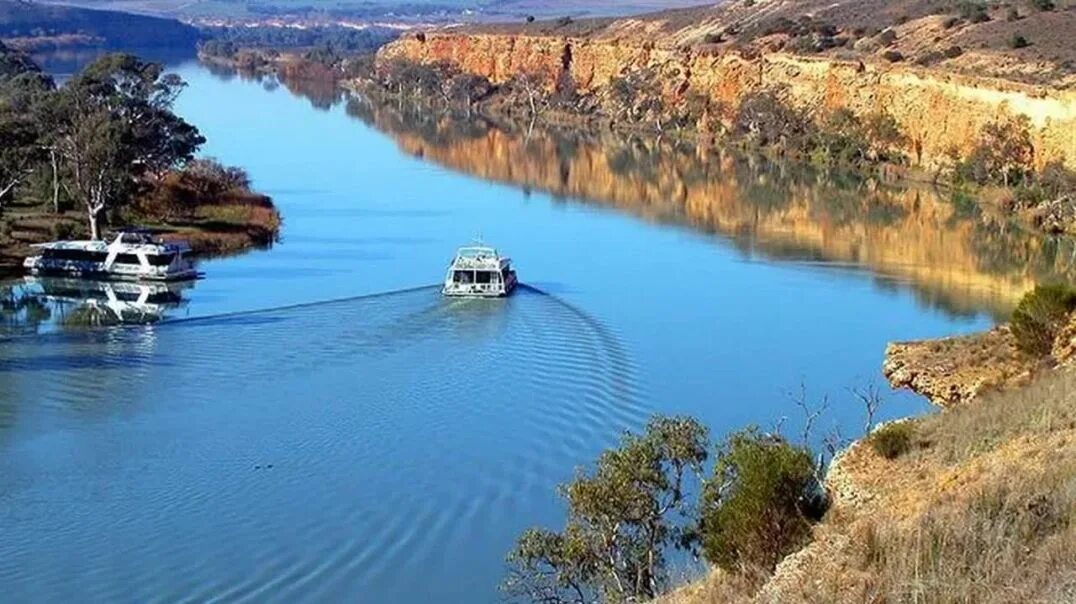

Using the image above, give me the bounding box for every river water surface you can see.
[3,59,1074,602]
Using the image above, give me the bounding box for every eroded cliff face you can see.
[378,33,1076,170]
[350,100,1076,319]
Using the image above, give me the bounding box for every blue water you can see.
[0,59,1016,602]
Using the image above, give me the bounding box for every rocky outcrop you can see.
[378,32,1076,172]
[882,327,1037,407]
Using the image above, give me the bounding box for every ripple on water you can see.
[0,286,645,602]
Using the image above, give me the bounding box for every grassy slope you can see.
[662,362,1076,603]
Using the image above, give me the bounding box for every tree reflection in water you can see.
[0,277,193,336]
[344,93,1076,321]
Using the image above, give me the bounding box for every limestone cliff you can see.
[378,31,1076,171]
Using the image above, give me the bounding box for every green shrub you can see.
[953,117,1035,186]
[732,89,815,151]
[1030,0,1055,11]
[1009,34,1030,49]
[1011,284,1076,356]
[956,1,991,23]
[868,422,914,459]
[699,428,823,573]
[50,220,78,241]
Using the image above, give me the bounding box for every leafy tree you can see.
[444,72,492,115]
[733,89,814,152]
[863,111,906,163]
[605,67,665,131]
[0,41,39,80]
[0,44,53,212]
[0,111,42,210]
[956,116,1035,187]
[699,428,822,573]
[53,54,204,238]
[811,108,870,166]
[505,69,553,118]
[504,416,709,603]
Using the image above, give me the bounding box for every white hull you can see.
[23,230,197,282]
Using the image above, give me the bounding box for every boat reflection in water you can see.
[1,277,194,335]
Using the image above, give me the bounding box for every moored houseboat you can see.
[442,244,517,297]
[23,229,197,281]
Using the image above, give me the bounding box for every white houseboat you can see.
[442,244,517,297]
[23,229,197,281]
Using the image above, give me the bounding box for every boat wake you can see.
[0,282,645,602]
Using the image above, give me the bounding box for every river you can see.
[2,56,1072,602]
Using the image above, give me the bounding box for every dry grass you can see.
[848,460,1076,603]
[808,367,1076,603]
[662,368,1076,604]
[916,364,1076,463]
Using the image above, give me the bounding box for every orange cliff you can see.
[377,31,1076,171]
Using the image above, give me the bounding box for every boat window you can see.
[42,249,108,262]
[475,271,493,284]
[453,270,474,284]
[115,253,142,265]
[147,254,175,266]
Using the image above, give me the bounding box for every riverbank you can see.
[0,44,282,280]
[658,307,1076,602]
[0,191,281,279]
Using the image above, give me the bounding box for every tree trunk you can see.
[0,180,16,204]
[88,206,101,240]
[50,149,60,213]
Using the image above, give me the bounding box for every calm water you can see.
[3,59,1073,601]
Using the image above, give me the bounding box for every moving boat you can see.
[23,229,197,281]
[442,244,517,297]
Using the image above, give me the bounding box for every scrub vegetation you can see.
[503,419,826,603]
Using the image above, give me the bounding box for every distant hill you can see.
[0,1,200,49]
[24,0,708,21]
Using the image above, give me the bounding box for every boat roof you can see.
[449,245,511,270]
[30,231,190,253]
[455,245,501,256]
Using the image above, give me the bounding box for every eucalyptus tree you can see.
[53,54,204,239]
[504,416,709,603]
[0,46,53,211]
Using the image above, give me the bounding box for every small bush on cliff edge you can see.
[1011,284,1076,356]
[868,422,915,459]
[699,428,823,574]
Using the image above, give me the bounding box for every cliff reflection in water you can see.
[0,277,193,336]
[348,96,1076,320]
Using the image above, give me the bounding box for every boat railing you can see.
[452,258,503,270]
[450,282,501,293]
